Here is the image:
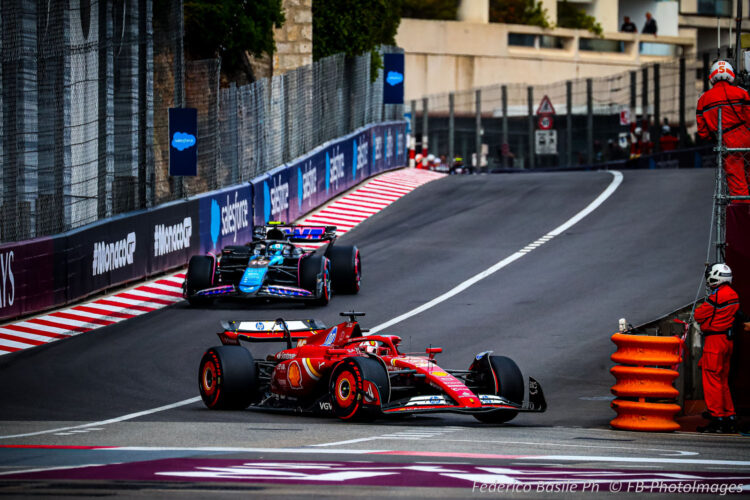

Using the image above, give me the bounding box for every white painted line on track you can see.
[0,397,201,439]
[368,170,623,334]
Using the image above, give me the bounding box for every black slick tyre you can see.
[473,355,524,424]
[198,346,258,410]
[328,245,361,294]
[329,357,389,421]
[300,255,331,306]
[186,255,215,306]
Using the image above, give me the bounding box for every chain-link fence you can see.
[412,58,698,170]
[0,0,403,244]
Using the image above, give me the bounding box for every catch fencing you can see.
[0,0,404,244]
[412,58,697,170]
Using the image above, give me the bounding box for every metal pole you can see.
[449,92,455,166]
[736,0,743,74]
[528,86,534,169]
[502,85,508,168]
[654,64,661,149]
[716,108,725,261]
[703,51,710,92]
[475,89,482,172]
[642,66,649,134]
[422,97,429,158]
[587,78,593,164]
[630,70,637,120]
[174,0,185,199]
[679,57,686,147]
[566,80,572,167]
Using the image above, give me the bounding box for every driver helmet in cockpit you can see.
[269,242,285,254]
[266,227,287,241]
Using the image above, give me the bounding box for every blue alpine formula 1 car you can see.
[183,223,361,307]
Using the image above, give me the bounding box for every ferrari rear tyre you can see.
[300,255,331,306]
[199,346,258,410]
[186,255,215,307]
[472,355,524,424]
[329,357,389,421]
[328,245,361,294]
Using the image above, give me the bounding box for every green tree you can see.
[313,0,402,78]
[401,0,459,20]
[184,0,285,81]
[557,0,602,35]
[490,0,550,28]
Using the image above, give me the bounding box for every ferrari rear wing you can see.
[219,318,326,347]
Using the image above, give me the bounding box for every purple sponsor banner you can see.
[5,457,750,493]
[196,184,254,255]
[0,237,57,321]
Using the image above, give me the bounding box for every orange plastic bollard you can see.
[610,399,681,432]
[610,333,682,366]
[610,365,679,399]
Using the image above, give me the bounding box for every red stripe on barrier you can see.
[27,318,92,333]
[114,293,174,306]
[72,305,136,320]
[0,332,45,346]
[93,299,157,312]
[3,324,70,339]
[0,345,20,352]
[154,279,184,288]
[135,286,183,298]
[0,445,116,450]
[50,311,115,326]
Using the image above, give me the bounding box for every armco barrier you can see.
[609,333,683,432]
[0,121,407,323]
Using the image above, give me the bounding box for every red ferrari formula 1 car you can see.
[198,312,546,422]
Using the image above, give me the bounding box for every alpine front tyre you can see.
[185,255,215,307]
[300,255,331,306]
[328,245,361,294]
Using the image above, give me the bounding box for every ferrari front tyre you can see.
[300,255,331,306]
[328,245,361,294]
[186,255,215,307]
[329,357,389,421]
[199,346,258,410]
[472,355,524,424]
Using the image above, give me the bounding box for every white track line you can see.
[368,170,623,334]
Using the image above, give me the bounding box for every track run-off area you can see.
[1,168,748,498]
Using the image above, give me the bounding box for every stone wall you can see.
[274,0,313,75]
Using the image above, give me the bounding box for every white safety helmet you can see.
[706,263,732,288]
[709,60,735,85]
[426,154,435,163]
[634,126,642,136]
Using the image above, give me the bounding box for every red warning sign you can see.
[538,115,554,130]
[536,95,556,116]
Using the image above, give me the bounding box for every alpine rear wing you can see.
[218,318,326,348]
[254,222,337,243]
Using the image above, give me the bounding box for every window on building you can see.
[697,0,732,17]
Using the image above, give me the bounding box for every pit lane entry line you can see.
[0,170,622,440]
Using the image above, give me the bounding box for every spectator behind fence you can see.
[659,125,679,151]
[642,12,657,35]
[696,60,750,201]
[620,16,637,33]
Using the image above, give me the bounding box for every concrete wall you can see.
[395,19,695,100]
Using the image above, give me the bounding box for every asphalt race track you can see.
[2,168,749,498]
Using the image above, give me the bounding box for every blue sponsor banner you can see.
[169,108,198,176]
[383,53,405,105]
[197,184,253,254]
[254,121,407,226]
